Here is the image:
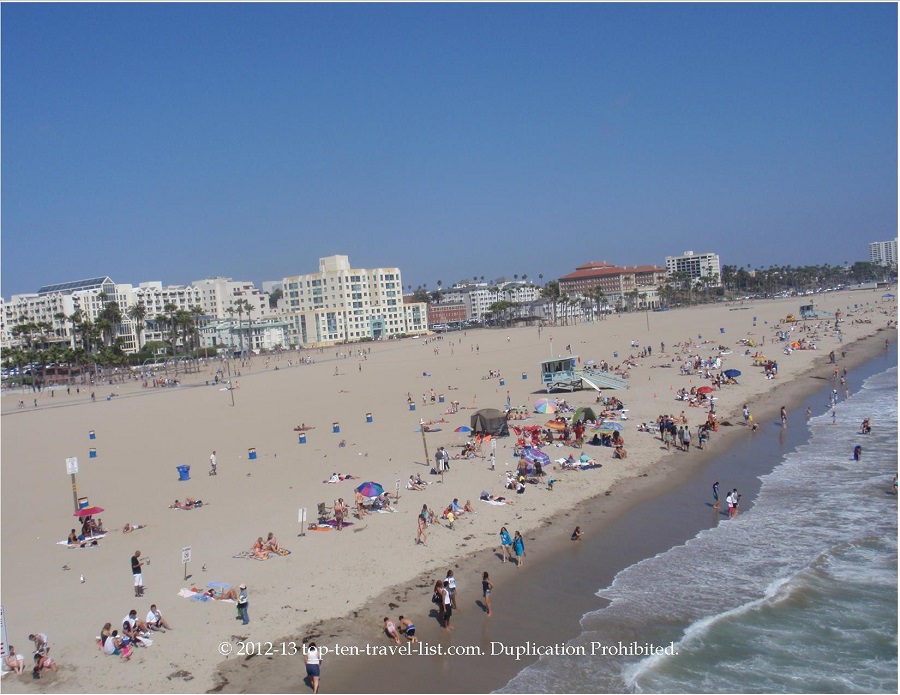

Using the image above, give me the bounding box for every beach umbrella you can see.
[545,420,566,431]
[697,386,714,395]
[454,426,472,433]
[723,369,741,378]
[355,481,384,498]
[534,400,557,414]
[74,506,104,517]
[207,581,232,590]
[521,447,551,465]
[593,421,623,433]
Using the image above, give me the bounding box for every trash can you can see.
[177,465,191,481]
[333,422,340,433]
[720,327,725,334]
[89,448,97,458]
[438,395,444,403]
[248,448,257,460]
[298,433,307,444]
[366,413,373,423]
[89,430,96,440]
[521,372,527,380]
[409,403,416,411]
[78,496,90,509]
[499,379,505,386]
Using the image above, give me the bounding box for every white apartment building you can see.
[439,281,540,321]
[191,277,270,322]
[281,255,427,346]
[665,251,722,287]
[869,239,897,267]
[200,317,292,353]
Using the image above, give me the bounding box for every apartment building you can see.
[281,255,427,346]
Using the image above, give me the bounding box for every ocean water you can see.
[500,366,898,694]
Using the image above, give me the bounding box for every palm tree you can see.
[541,281,561,326]
[190,305,204,356]
[127,303,148,352]
[589,285,607,320]
[164,302,179,356]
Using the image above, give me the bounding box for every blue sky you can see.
[2,3,896,297]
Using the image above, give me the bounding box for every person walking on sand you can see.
[446,569,458,609]
[712,481,720,511]
[237,584,249,624]
[416,514,428,546]
[781,406,787,428]
[513,531,525,567]
[482,572,493,616]
[209,450,217,476]
[499,527,513,563]
[441,580,453,630]
[305,642,321,693]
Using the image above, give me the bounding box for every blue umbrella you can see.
[724,369,741,378]
[356,481,384,498]
[207,581,232,590]
[593,421,624,433]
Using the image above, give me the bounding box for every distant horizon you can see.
[2,3,896,297]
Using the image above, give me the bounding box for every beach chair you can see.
[317,502,333,523]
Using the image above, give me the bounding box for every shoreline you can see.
[211,328,895,693]
[0,295,894,695]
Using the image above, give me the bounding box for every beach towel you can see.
[57,540,101,548]
[178,588,234,603]
[480,499,508,506]
[320,519,354,529]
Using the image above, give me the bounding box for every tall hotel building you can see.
[281,255,427,346]
[664,251,722,286]
[869,239,897,268]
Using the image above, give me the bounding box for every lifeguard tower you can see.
[540,356,629,393]
[800,303,834,320]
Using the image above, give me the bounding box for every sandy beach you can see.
[0,292,894,693]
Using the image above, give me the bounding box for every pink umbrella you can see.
[74,506,104,517]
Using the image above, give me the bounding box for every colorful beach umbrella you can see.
[74,506,104,517]
[593,421,623,433]
[454,426,473,433]
[521,447,551,465]
[697,386,714,395]
[723,369,741,378]
[355,482,384,498]
[534,399,557,414]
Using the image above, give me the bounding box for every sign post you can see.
[181,546,192,581]
[66,457,79,512]
[298,507,307,537]
[419,418,432,480]
[394,479,401,502]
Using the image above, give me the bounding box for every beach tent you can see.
[470,409,509,437]
[572,406,598,423]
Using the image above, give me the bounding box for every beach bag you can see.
[432,590,442,605]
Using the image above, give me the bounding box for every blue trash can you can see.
[521,372,527,380]
[248,448,257,460]
[720,327,725,334]
[89,430,96,440]
[89,448,97,458]
[177,465,190,481]
[438,395,444,403]
[366,413,373,423]
[409,403,416,411]
[298,433,307,444]
[78,496,90,509]
[333,422,340,433]
[499,379,505,386]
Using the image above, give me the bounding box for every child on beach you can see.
[482,572,493,616]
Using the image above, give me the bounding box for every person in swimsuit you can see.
[482,572,493,616]
[398,616,418,643]
[384,617,400,645]
[334,498,345,530]
[571,526,583,541]
[712,481,719,511]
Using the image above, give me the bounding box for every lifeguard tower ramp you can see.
[540,357,629,393]
[579,369,629,391]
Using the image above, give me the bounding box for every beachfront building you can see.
[199,317,292,353]
[665,251,722,288]
[280,255,427,346]
[558,262,667,311]
[428,301,467,326]
[439,280,541,321]
[869,239,898,268]
[191,277,271,323]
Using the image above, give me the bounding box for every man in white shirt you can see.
[146,604,172,632]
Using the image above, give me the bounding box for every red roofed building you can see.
[559,262,667,310]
